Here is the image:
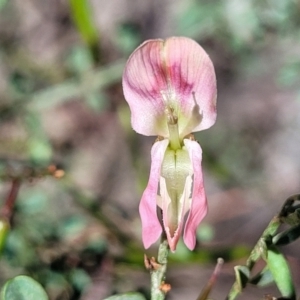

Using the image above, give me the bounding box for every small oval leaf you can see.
[266,246,295,299]
[104,293,146,300]
[0,275,48,300]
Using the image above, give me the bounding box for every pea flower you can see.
[122,37,217,252]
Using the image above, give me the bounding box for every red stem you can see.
[1,179,21,223]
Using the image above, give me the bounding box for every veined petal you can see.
[183,139,208,250]
[163,37,217,136]
[139,139,169,248]
[122,37,217,137]
[122,39,169,137]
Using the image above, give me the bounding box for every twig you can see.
[1,179,21,223]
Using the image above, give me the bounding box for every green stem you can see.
[150,239,169,300]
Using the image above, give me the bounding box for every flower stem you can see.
[150,239,169,300]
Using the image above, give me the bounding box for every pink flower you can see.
[122,37,217,252]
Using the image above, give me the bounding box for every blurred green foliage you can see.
[69,0,99,61]
[0,0,7,11]
[178,0,300,52]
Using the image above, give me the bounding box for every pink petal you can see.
[163,37,217,136]
[139,139,169,248]
[183,139,208,250]
[122,37,217,137]
[122,39,169,137]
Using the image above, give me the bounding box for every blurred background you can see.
[0,0,300,299]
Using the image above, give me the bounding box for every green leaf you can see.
[266,246,295,299]
[103,293,146,300]
[0,275,48,300]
